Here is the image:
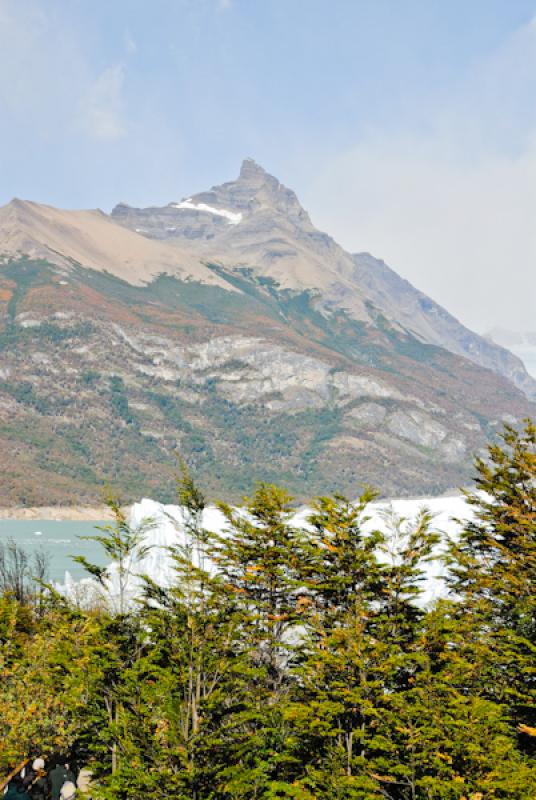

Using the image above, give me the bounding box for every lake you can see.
[0,519,109,583]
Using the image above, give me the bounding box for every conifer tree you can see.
[448,420,536,745]
[287,496,441,798]
[209,484,308,797]
[283,492,385,797]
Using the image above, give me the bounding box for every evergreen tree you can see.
[448,420,536,747]
[209,484,308,797]
[2,433,535,799]
[286,496,440,798]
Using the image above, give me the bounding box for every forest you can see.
[1,422,535,799]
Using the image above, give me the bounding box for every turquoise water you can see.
[0,519,109,583]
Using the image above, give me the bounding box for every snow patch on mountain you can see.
[171,199,243,225]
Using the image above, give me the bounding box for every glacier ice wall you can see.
[58,495,472,611]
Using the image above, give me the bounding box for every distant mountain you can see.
[486,327,536,379]
[0,161,534,505]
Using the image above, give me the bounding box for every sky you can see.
[1,0,535,333]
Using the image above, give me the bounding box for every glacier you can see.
[58,494,473,612]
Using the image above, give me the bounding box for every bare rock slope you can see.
[352,253,536,399]
[0,198,230,289]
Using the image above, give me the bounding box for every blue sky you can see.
[1,0,535,330]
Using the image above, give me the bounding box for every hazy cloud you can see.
[0,1,127,142]
[306,16,536,333]
[0,0,84,122]
[77,65,127,141]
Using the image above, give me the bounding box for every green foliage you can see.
[109,375,134,424]
[148,391,194,432]
[3,258,53,321]
[81,369,101,386]
[73,490,155,615]
[1,423,535,797]
[0,381,52,414]
[448,419,536,755]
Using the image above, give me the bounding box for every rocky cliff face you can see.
[0,256,533,505]
[112,159,314,241]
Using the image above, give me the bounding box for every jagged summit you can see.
[112,159,308,229]
[239,157,270,181]
[234,158,293,203]
[112,159,372,319]
[186,158,309,222]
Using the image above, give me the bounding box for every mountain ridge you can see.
[352,252,536,400]
[1,254,532,505]
[0,197,233,290]
[0,160,534,504]
[110,159,536,399]
[1,159,533,402]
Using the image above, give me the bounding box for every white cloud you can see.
[305,17,536,333]
[308,138,536,333]
[78,65,127,141]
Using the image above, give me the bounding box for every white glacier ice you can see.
[57,494,473,611]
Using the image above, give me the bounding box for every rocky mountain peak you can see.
[197,158,309,224]
[109,159,313,242]
[238,157,271,183]
[235,158,289,201]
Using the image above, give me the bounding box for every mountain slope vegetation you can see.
[0,161,534,504]
[0,254,532,505]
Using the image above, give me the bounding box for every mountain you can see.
[111,158,373,322]
[351,253,536,399]
[0,197,233,289]
[111,159,536,400]
[0,161,534,506]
